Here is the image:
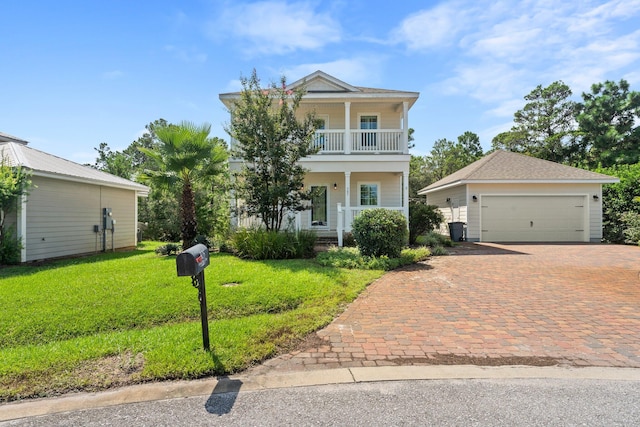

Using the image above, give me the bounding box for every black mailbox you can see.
[176,244,210,277]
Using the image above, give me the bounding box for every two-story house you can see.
[219,70,419,245]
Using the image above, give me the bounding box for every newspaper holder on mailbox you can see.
[176,244,211,351]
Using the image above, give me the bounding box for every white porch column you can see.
[337,203,343,247]
[402,101,409,154]
[344,102,351,154]
[344,171,351,222]
[403,170,409,222]
[17,194,27,262]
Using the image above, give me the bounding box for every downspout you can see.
[17,194,27,262]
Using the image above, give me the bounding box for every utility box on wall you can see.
[103,208,113,230]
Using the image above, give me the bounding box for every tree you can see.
[576,79,640,168]
[139,121,227,249]
[594,162,640,243]
[456,131,483,165]
[492,81,577,163]
[91,142,133,179]
[227,69,319,231]
[0,158,32,263]
[409,155,432,199]
[426,132,483,181]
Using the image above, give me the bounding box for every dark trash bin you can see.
[448,221,465,241]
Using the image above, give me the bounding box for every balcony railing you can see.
[313,129,405,154]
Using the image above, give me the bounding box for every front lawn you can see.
[0,242,383,401]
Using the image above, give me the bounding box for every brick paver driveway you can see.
[255,243,640,373]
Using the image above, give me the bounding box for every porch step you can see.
[315,236,339,246]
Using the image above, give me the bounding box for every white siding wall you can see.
[426,185,468,236]
[297,104,402,130]
[466,183,602,242]
[25,177,138,261]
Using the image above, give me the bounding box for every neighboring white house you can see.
[219,70,419,245]
[418,150,619,243]
[0,132,149,262]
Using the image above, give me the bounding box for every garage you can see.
[481,195,587,242]
[417,150,620,243]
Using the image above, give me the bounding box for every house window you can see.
[360,115,378,147]
[359,183,379,206]
[314,115,328,149]
[310,186,328,227]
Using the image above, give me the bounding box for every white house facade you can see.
[219,71,419,244]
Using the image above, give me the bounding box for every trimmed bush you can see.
[409,200,445,244]
[351,209,407,258]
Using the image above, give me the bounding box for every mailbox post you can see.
[176,244,211,351]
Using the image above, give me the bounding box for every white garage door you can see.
[481,196,587,242]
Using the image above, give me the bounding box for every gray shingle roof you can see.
[418,150,619,194]
[0,141,148,194]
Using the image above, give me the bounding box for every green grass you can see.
[0,242,383,401]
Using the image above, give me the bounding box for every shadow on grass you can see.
[0,245,158,278]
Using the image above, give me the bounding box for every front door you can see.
[310,186,328,227]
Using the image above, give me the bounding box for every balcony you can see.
[314,129,406,154]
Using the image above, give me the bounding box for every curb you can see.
[2,365,640,422]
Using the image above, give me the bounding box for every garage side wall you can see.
[25,177,138,262]
[425,185,467,236]
[466,183,602,242]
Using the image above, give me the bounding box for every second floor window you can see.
[360,115,377,147]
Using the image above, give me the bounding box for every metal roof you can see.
[0,141,149,195]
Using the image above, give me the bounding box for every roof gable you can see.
[219,70,419,109]
[288,70,360,93]
[419,150,619,194]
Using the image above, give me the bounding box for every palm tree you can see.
[139,121,227,249]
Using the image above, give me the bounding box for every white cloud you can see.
[391,2,471,50]
[404,0,640,111]
[209,1,341,56]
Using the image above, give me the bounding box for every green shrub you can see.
[154,243,181,256]
[192,234,213,249]
[621,211,640,245]
[342,232,356,247]
[430,245,449,256]
[230,228,317,260]
[409,200,445,244]
[316,246,430,270]
[295,230,318,258]
[418,231,454,247]
[594,163,640,243]
[352,209,407,258]
[0,226,22,265]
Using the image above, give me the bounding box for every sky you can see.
[1,0,639,164]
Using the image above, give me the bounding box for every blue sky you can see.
[2,0,639,164]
